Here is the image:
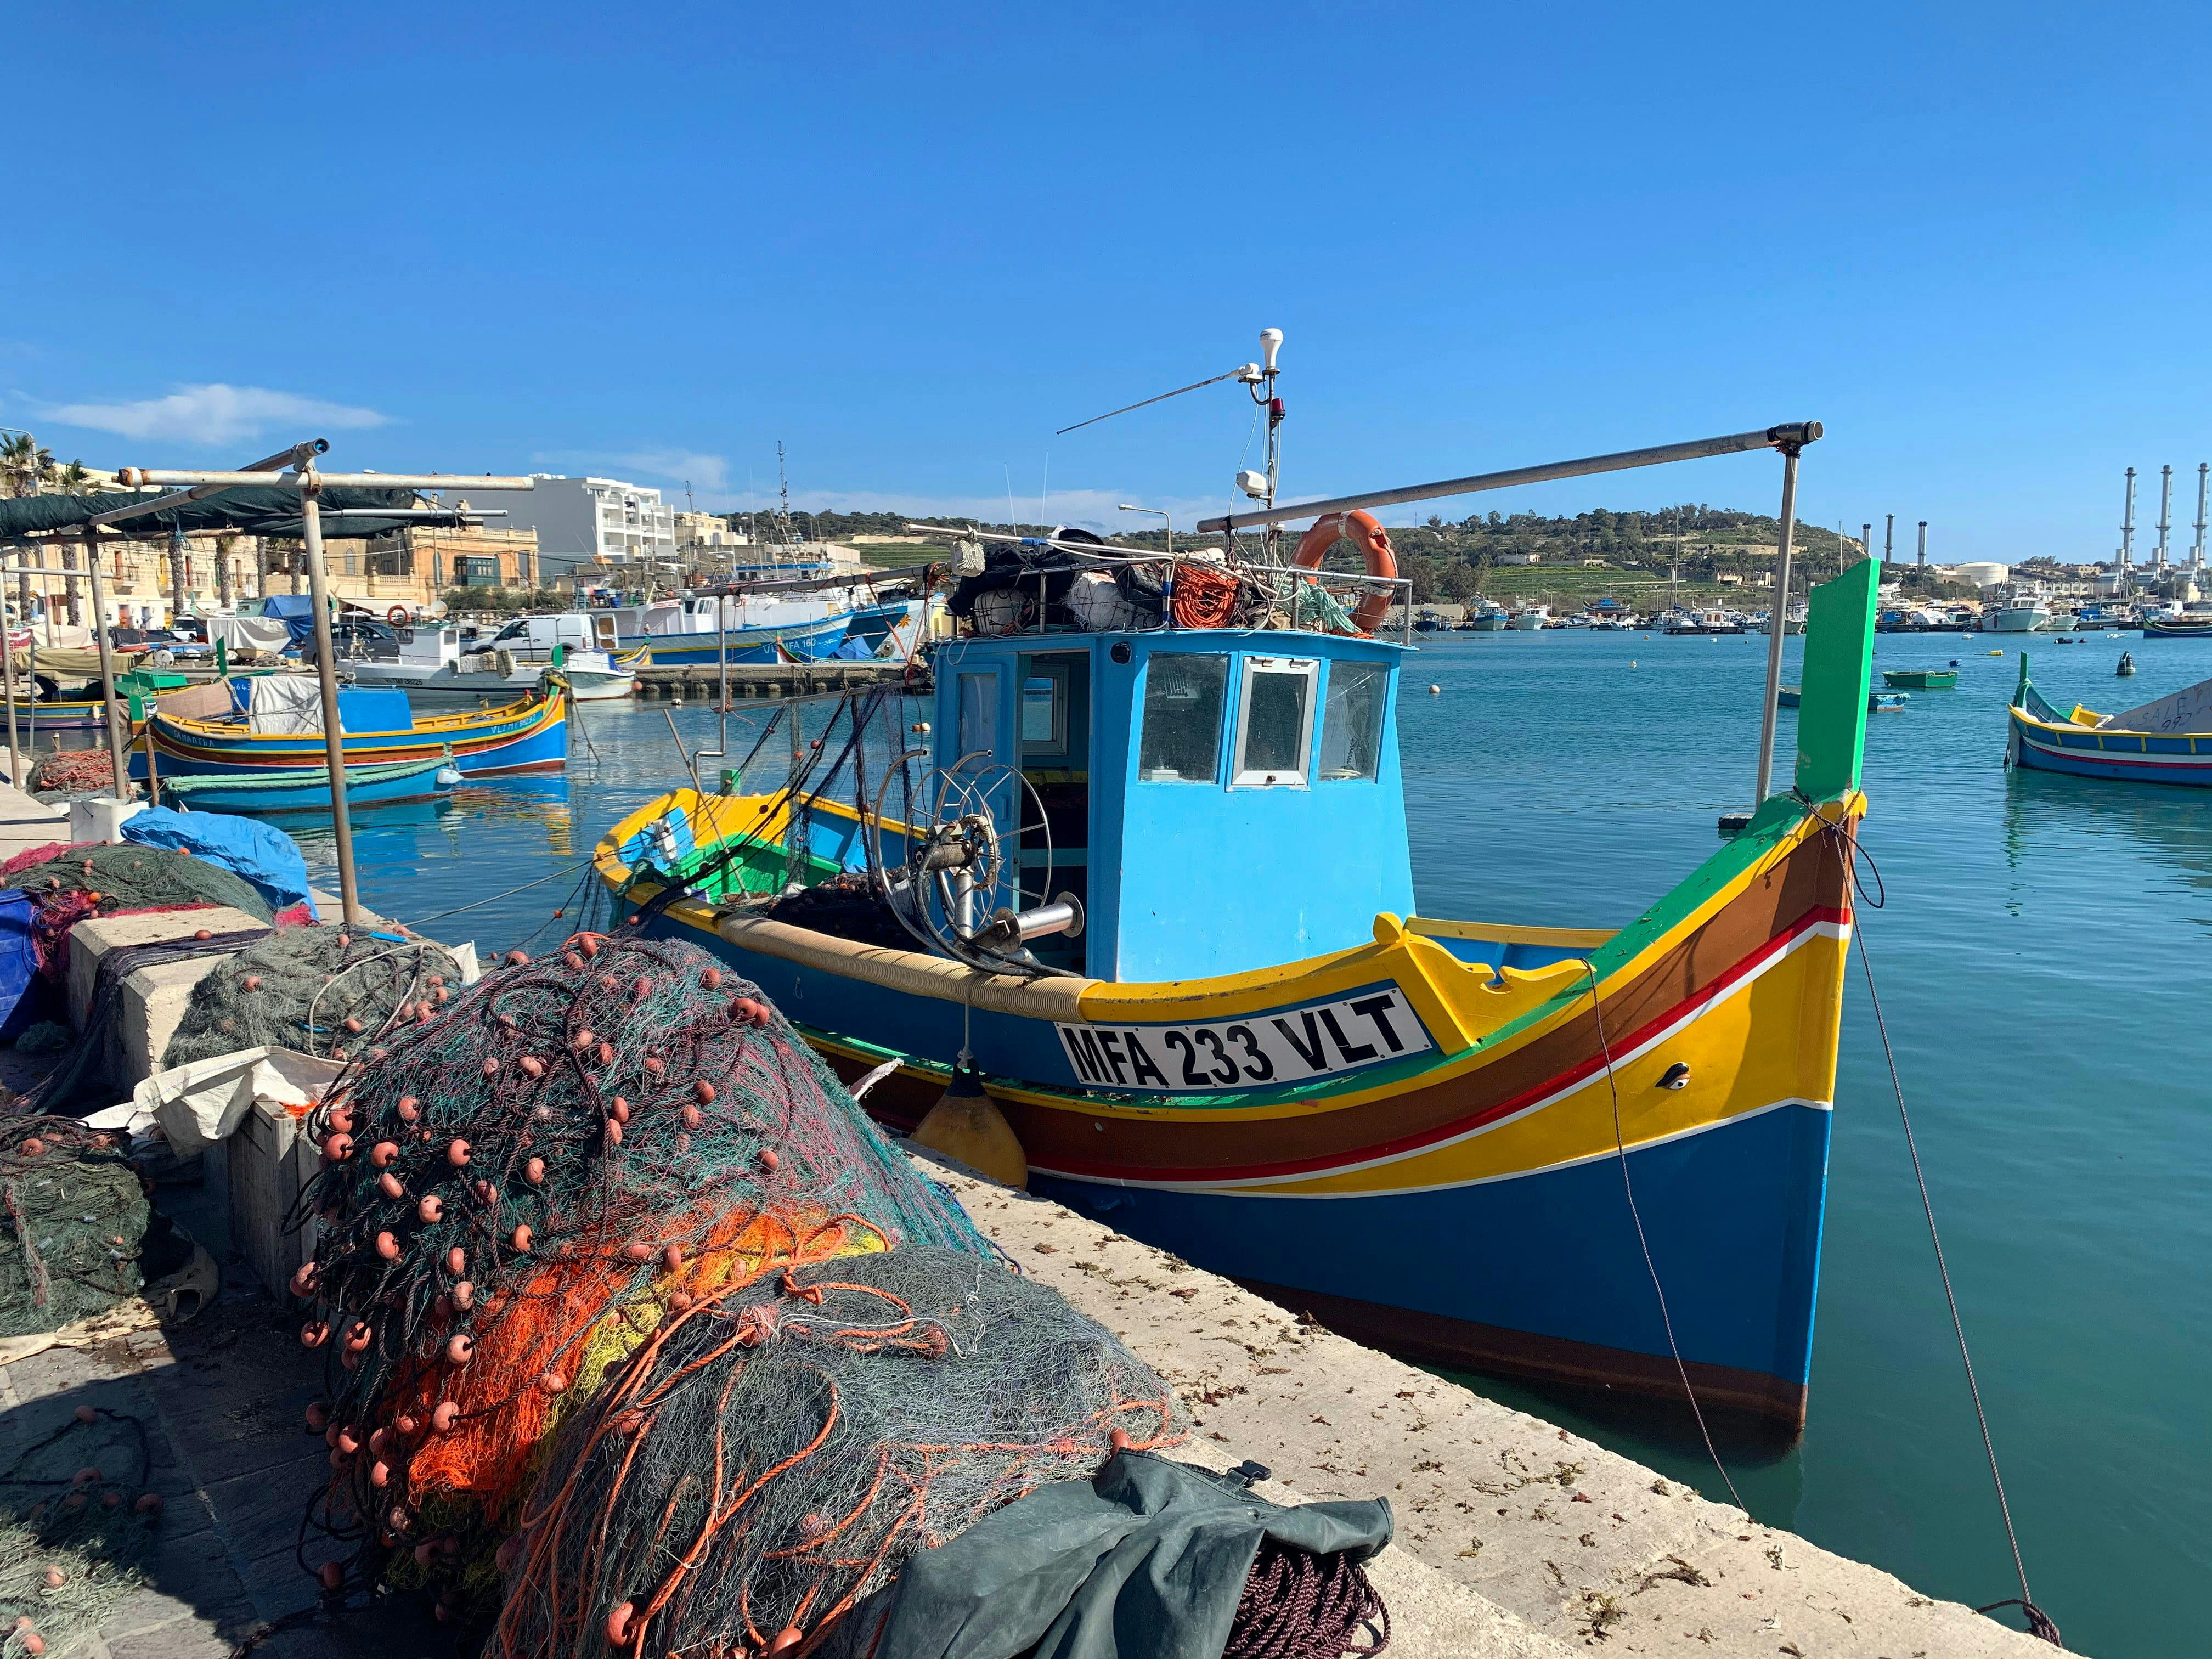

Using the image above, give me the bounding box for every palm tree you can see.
[52,460,95,495]
[1,433,54,498]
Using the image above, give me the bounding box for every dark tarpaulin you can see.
[0,485,431,544]
[867,1453,1393,1659]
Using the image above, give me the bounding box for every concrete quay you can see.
[922,1156,2078,1659]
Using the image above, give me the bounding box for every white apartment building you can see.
[498,476,678,580]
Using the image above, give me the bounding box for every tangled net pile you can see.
[0,1119,151,1339]
[0,843,274,983]
[286,932,1380,1658]
[495,1246,1181,1659]
[0,1407,163,1658]
[27,751,121,802]
[288,935,995,1612]
[163,927,460,1068]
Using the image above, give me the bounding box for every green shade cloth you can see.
[873,1453,1392,1659]
[0,486,445,544]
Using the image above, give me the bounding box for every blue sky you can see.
[4,2,2208,558]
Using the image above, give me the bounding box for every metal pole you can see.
[0,607,19,791]
[82,529,129,798]
[298,478,363,925]
[1195,422,1820,533]
[1753,443,1804,805]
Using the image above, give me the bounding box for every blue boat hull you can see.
[619,613,855,665]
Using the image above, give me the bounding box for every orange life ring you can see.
[387,606,410,626]
[1291,511,1397,633]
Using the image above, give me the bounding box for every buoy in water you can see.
[1426,685,1440,695]
[909,1059,1027,1190]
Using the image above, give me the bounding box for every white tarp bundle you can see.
[2097,675,2212,734]
[210,614,293,653]
[82,1045,345,1156]
[247,673,325,733]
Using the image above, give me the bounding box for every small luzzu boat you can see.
[2007,651,2212,785]
[142,684,567,779]
[1881,668,1957,689]
[156,752,460,813]
[597,552,1881,1429]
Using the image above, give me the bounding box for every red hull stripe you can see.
[1035,902,1850,1187]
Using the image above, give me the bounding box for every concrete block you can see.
[229,1096,321,1300]
[120,956,229,1085]
[67,794,147,845]
[69,905,264,1029]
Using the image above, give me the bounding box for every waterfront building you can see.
[494,475,677,582]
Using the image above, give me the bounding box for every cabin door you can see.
[1015,651,1090,972]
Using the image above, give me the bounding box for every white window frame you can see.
[1230,655,1318,788]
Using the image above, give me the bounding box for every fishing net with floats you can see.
[0,1406,165,1658]
[491,1244,1186,1659]
[161,927,461,1070]
[287,932,989,1600]
[0,843,275,984]
[26,752,121,803]
[0,1119,161,1340]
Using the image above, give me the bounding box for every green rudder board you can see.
[1792,558,1878,803]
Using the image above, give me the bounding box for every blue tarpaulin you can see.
[121,806,317,917]
[336,686,413,733]
[0,890,40,1039]
[258,594,319,647]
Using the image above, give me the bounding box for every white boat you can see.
[1466,603,1511,631]
[1662,608,1745,635]
[1986,600,2052,633]
[338,618,638,700]
[1508,605,1550,631]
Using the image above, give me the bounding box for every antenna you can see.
[776,442,794,566]
[1055,363,1260,435]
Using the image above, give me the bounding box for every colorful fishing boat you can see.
[1881,668,1957,689]
[142,685,567,779]
[2006,652,2212,785]
[597,542,1878,1429]
[155,752,460,813]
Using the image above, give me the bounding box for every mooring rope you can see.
[1578,958,1745,1511]
[1799,794,2059,1647]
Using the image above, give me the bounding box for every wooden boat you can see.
[2007,652,2212,785]
[596,555,1882,1430]
[141,685,567,779]
[2140,617,2212,639]
[1779,685,1905,710]
[156,753,459,813]
[1881,668,1957,689]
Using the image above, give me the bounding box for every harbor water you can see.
[56,635,2208,1658]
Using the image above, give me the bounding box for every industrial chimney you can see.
[1916,522,1927,567]
[2156,464,2173,573]
[2195,464,2209,572]
[1884,514,1894,565]
[2121,468,2137,568]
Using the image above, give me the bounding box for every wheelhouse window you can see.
[1137,653,1227,782]
[956,672,1000,766]
[1318,661,1389,781]
[1232,656,1318,787]
[1020,668,1066,753]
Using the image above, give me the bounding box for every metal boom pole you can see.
[1753,437,1806,805]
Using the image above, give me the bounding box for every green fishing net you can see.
[0,1121,148,1340]
[0,1408,162,1658]
[162,927,462,1069]
[0,843,272,924]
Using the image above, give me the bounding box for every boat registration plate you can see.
[1056,988,1432,1092]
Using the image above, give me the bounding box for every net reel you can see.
[872,753,1083,972]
